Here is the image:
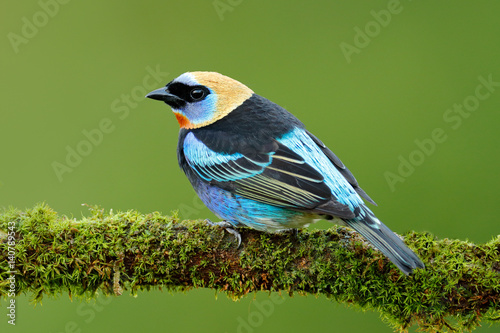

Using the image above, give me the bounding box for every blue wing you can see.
[183,130,358,219]
[305,130,376,205]
[183,131,269,182]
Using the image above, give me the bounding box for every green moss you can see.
[0,204,499,332]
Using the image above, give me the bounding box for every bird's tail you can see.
[343,207,425,275]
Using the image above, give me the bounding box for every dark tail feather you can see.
[343,208,425,275]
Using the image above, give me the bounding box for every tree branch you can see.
[1,204,499,332]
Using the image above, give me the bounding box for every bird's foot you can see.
[276,228,299,237]
[205,219,242,248]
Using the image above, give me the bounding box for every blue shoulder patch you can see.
[183,132,270,182]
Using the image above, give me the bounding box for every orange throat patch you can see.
[175,113,192,129]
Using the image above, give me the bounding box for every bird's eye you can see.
[190,88,205,101]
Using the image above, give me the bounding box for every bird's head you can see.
[146,72,253,129]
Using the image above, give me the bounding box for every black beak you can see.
[146,87,185,108]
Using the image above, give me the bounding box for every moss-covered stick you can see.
[0,204,499,332]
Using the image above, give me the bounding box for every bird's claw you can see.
[205,219,242,248]
[276,228,299,237]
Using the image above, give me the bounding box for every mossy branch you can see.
[0,204,499,332]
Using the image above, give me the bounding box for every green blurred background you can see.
[1,0,499,332]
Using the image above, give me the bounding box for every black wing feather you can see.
[200,140,355,219]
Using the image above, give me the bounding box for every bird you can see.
[146,71,425,275]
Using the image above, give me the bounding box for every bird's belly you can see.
[193,180,317,232]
